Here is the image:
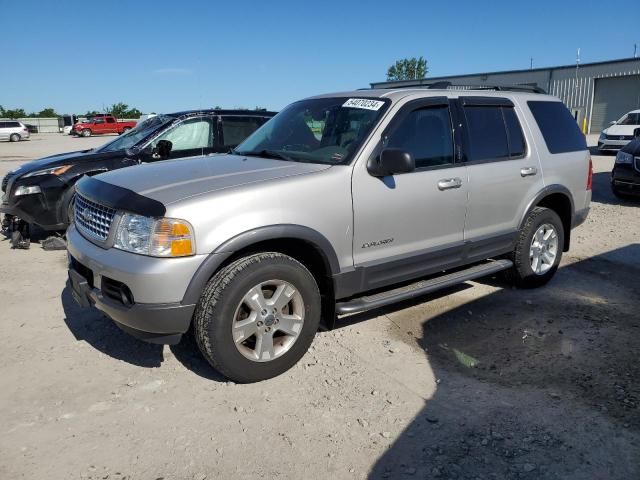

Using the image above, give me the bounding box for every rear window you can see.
[527,101,587,154]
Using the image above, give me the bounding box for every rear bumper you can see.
[572,207,590,228]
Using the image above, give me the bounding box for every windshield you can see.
[234,97,389,164]
[617,113,640,125]
[95,114,174,153]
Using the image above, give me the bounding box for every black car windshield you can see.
[234,97,389,164]
[95,115,174,153]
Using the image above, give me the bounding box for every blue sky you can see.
[2,0,638,114]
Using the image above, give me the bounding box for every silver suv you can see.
[67,88,592,382]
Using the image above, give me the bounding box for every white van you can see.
[0,121,30,142]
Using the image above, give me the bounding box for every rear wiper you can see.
[235,149,299,162]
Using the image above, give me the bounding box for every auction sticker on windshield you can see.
[342,98,385,111]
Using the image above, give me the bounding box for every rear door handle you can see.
[521,166,538,177]
[437,177,463,191]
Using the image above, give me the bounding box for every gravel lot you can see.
[1,134,638,479]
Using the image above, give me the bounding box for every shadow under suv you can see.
[67,88,591,382]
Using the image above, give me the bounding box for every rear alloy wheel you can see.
[508,207,564,288]
[81,129,91,137]
[193,252,321,383]
[9,133,21,142]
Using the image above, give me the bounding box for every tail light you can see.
[586,157,593,191]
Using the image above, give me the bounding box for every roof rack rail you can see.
[377,82,547,94]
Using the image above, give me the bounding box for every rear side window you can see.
[527,101,587,154]
[106,117,115,123]
[222,117,264,148]
[386,105,454,169]
[0,122,6,128]
[464,106,509,161]
[503,108,526,157]
[463,105,527,161]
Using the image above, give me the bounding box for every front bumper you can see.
[598,138,631,151]
[66,225,206,344]
[611,164,640,196]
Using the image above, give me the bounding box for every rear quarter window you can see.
[527,101,587,154]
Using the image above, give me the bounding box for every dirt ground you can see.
[0,134,638,479]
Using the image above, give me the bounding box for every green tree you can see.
[386,56,428,81]
[36,107,57,118]
[1,107,27,119]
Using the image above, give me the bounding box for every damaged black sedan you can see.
[1,109,275,248]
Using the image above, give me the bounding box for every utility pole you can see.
[635,43,638,58]
[530,57,534,70]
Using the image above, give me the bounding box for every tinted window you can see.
[503,108,526,157]
[106,117,115,123]
[222,117,263,148]
[386,106,454,168]
[0,122,6,128]
[528,101,587,154]
[464,106,509,161]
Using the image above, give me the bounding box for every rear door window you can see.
[221,117,264,148]
[464,106,510,161]
[527,101,587,154]
[385,105,454,169]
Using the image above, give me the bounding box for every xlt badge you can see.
[362,238,394,249]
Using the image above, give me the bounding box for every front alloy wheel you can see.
[193,252,321,383]
[232,280,305,362]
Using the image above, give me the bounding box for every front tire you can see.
[81,129,91,137]
[193,252,321,383]
[9,133,21,142]
[508,207,564,288]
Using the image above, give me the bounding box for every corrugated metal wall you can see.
[371,58,640,133]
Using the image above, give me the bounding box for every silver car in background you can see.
[0,120,30,142]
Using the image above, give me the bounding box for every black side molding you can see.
[76,176,166,217]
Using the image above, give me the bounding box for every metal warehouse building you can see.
[371,57,640,134]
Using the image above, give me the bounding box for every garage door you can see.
[591,75,640,133]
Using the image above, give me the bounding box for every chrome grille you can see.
[74,194,116,241]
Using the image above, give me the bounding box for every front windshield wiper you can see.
[235,149,300,162]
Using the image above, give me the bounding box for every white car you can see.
[598,110,640,151]
[0,120,30,142]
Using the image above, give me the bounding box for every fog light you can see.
[120,284,134,306]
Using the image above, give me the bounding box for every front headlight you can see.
[114,213,195,257]
[615,151,633,164]
[14,185,42,196]
[22,165,72,178]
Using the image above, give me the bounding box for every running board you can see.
[335,259,513,315]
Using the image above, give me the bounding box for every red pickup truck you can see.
[71,115,137,137]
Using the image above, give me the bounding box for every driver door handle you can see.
[437,177,463,191]
[520,166,538,177]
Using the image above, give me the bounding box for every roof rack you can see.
[378,81,547,94]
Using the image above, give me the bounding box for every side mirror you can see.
[610,121,617,126]
[367,148,415,177]
[152,140,173,159]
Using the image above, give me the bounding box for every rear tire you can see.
[9,133,20,142]
[120,127,132,135]
[507,207,564,288]
[81,129,91,137]
[193,252,321,383]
